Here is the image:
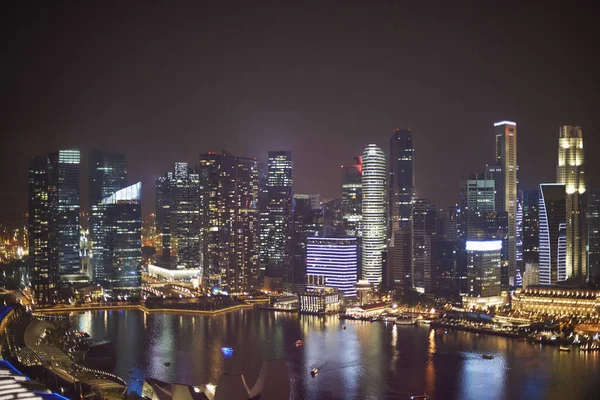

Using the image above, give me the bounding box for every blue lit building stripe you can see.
[306,238,358,297]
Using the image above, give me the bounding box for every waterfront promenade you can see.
[34,302,255,315]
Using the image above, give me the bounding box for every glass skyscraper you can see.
[413,198,437,295]
[306,237,358,298]
[389,129,415,231]
[557,125,587,280]
[466,240,502,297]
[538,184,567,285]
[588,187,600,285]
[341,157,362,237]
[361,144,386,286]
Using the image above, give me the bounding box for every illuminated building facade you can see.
[199,151,259,290]
[306,237,358,298]
[263,151,293,281]
[48,150,81,277]
[413,198,437,295]
[538,184,567,285]
[361,144,386,285]
[512,285,600,317]
[492,121,518,286]
[389,129,415,231]
[341,157,362,236]
[299,288,341,314]
[557,125,587,281]
[91,183,142,290]
[465,240,502,297]
[28,156,55,303]
[588,187,600,285]
[155,163,202,271]
[522,189,539,286]
[459,173,496,240]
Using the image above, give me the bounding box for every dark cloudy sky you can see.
[2,1,599,221]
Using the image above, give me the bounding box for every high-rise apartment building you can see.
[198,151,260,290]
[92,183,142,290]
[48,150,81,277]
[28,156,54,303]
[557,125,587,281]
[361,144,386,286]
[413,198,437,295]
[588,187,600,285]
[492,121,518,286]
[306,237,358,298]
[538,184,567,285]
[155,163,202,271]
[341,157,362,237]
[263,151,293,282]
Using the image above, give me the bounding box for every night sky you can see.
[2,1,599,222]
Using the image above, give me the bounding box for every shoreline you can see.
[33,303,255,316]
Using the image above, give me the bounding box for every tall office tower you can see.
[492,121,518,286]
[516,193,523,287]
[289,196,323,293]
[459,173,496,240]
[436,209,462,300]
[155,163,202,271]
[198,151,259,290]
[306,237,358,298]
[361,144,386,286]
[588,187,600,285]
[47,150,81,277]
[89,151,127,280]
[257,162,269,274]
[389,129,415,232]
[538,184,567,285]
[413,198,438,295]
[391,226,413,292]
[466,240,502,297]
[91,183,142,290]
[557,125,587,281]
[323,198,344,237]
[28,156,55,303]
[522,189,540,265]
[263,151,293,281]
[341,157,362,236]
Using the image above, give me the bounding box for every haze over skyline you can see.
[2,1,599,221]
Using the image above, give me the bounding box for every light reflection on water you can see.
[69,310,600,400]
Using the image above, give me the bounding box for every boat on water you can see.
[395,317,417,326]
[310,368,318,377]
[343,326,347,330]
[436,329,447,335]
[482,354,494,360]
[559,346,571,352]
[296,340,304,347]
[418,319,432,325]
[410,394,429,399]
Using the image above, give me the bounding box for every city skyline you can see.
[2,2,600,222]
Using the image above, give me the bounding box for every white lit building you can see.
[465,240,502,298]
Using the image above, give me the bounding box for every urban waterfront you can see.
[70,309,600,400]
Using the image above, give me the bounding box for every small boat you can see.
[310,368,318,377]
[482,354,494,360]
[296,340,304,346]
[164,362,171,367]
[418,319,432,325]
[410,394,429,399]
[559,346,571,352]
[395,316,417,326]
[343,326,347,330]
[436,329,446,334]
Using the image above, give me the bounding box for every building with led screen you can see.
[306,237,358,298]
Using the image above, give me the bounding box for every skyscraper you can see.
[341,157,362,237]
[306,237,358,298]
[389,129,415,231]
[557,125,587,281]
[492,121,518,286]
[155,163,202,271]
[198,151,260,291]
[92,183,142,290]
[290,196,323,293]
[28,156,54,303]
[459,172,496,240]
[413,198,438,295]
[361,144,386,286]
[522,189,539,281]
[588,187,600,285]
[263,151,293,283]
[48,150,81,278]
[466,240,502,297]
[538,184,567,285]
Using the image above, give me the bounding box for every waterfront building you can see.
[48,150,81,278]
[345,302,387,318]
[289,196,323,294]
[91,183,142,291]
[588,187,600,285]
[557,125,587,281]
[341,157,362,237]
[155,163,202,272]
[147,264,201,283]
[491,121,518,286]
[413,198,437,295]
[465,240,502,298]
[199,151,259,291]
[28,156,54,303]
[355,279,375,305]
[262,151,293,282]
[298,288,341,314]
[306,237,358,298]
[361,144,386,286]
[512,285,600,317]
[538,184,567,285]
